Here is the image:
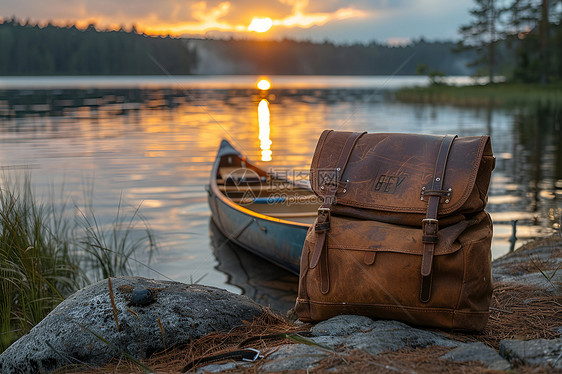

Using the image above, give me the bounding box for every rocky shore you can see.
[0,235,560,373]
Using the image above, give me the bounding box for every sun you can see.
[257,79,271,90]
[248,17,273,33]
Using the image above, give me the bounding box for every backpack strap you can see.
[310,131,365,294]
[420,134,457,302]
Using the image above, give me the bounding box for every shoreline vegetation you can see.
[394,82,562,108]
[0,174,156,353]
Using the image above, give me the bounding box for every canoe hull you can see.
[207,188,307,275]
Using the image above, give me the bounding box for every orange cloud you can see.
[274,1,366,29]
[143,1,246,35]
[14,0,369,37]
[141,0,367,37]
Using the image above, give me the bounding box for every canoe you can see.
[206,139,320,275]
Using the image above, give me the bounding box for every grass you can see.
[393,82,562,108]
[77,191,156,281]
[0,174,156,353]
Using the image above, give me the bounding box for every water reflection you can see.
[481,103,561,255]
[209,220,298,312]
[258,99,272,161]
[0,78,559,291]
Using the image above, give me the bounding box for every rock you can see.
[493,237,560,270]
[344,320,462,355]
[440,342,511,370]
[311,314,377,336]
[492,235,562,289]
[500,338,562,369]
[226,316,466,373]
[493,271,562,293]
[313,317,462,355]
[195,362,240,373]
[0,277,264,374]
[259,344,328,372]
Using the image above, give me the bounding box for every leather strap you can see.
[420,134,457,303]
[310,210,329,269]
[310,131,366,269]
[310,131,365,295]
[320,241,330,294]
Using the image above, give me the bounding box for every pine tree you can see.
[458,0,507,83]
[506,0,561,83]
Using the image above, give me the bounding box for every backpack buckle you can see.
[422,218,438,231]
[315,207,331,232]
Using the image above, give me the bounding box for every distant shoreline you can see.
[394,82,562,107]
[0,75,481,90]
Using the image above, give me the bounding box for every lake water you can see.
[0,76,560,310]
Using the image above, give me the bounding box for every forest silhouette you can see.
[0,19,475,76]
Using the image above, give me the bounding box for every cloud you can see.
[0,0,471,42]
[143,2,244,35]
[141,0,369,36]
[272,0,368,29]
[305,0,409,13]
[0,0,369,35]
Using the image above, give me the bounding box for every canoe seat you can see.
[218,184,265,192]
[219,167,266,185]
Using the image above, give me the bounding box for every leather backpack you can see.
[295,130,495,330]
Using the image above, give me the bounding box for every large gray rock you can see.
[492,236,562,292]
[312,317,463,355]
[259,344,328,372]
[225,316,467,373]
[441,342,511,370]
[0,277,264,374]
[500,338,562,369]
[311,314,378,337]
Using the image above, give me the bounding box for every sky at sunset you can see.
[0,0,473,44]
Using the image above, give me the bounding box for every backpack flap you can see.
[310,130,494,220]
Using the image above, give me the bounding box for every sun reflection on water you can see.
[258,99,272,161]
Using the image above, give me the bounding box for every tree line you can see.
[188,38,476,76]
[0,18,477,76]
[458,0,562,83]
[0,18,197,75]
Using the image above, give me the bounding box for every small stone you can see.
[130,287,154,306]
